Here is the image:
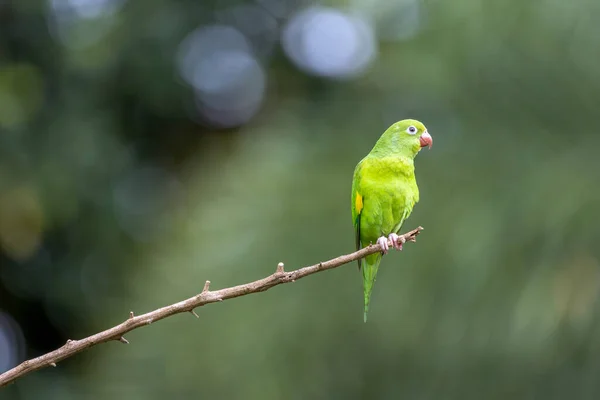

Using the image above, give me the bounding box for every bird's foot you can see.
[376,236,390,255]
[388,233,406,251]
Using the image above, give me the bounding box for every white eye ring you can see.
[406,125,417,135]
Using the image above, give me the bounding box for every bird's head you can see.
[373,119,433,158]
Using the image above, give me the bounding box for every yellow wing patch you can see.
[355,192,363,214]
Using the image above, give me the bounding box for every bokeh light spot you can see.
[178,25,266,128]
[47,0,125,49]
[0,311,25,373]
[177,25,251,86]
[282,6,377,79]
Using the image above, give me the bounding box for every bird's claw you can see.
[376,236,389,255]
[377,234,406,254]
[388,233,405,251]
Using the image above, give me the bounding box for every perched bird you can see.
[351,119,432,322]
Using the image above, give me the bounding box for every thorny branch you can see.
[0,226,423,388]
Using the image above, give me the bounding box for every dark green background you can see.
[1,0,600,398]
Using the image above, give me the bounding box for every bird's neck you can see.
[371,140,418,159]
[392,156,415,176]
[369,154,415,177]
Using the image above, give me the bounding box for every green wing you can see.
[391,184,418,236]
[393,208,410,234]
[351,159,365,269]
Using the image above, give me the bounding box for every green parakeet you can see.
[351,119,432,322]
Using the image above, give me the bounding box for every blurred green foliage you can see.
[2,0,600,398]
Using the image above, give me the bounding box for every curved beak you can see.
[419,131,432,149]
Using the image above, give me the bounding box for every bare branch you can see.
[0,226,423,388]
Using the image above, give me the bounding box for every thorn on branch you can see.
[119,336,129,344]
[66,339,74,345]
[49,363,56,367]
[407,226,423,242]
[129,311,134,319]
[276,262,284,273]
[190,310,199,318]
[202,280,211,293]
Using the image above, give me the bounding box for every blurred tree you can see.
[0,0,600,398]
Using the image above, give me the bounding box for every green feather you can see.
[362,252,381,322]
[350,119,431,322]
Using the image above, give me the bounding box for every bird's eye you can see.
[406,125,417,135]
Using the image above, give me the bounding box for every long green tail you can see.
[362,252,382,323]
